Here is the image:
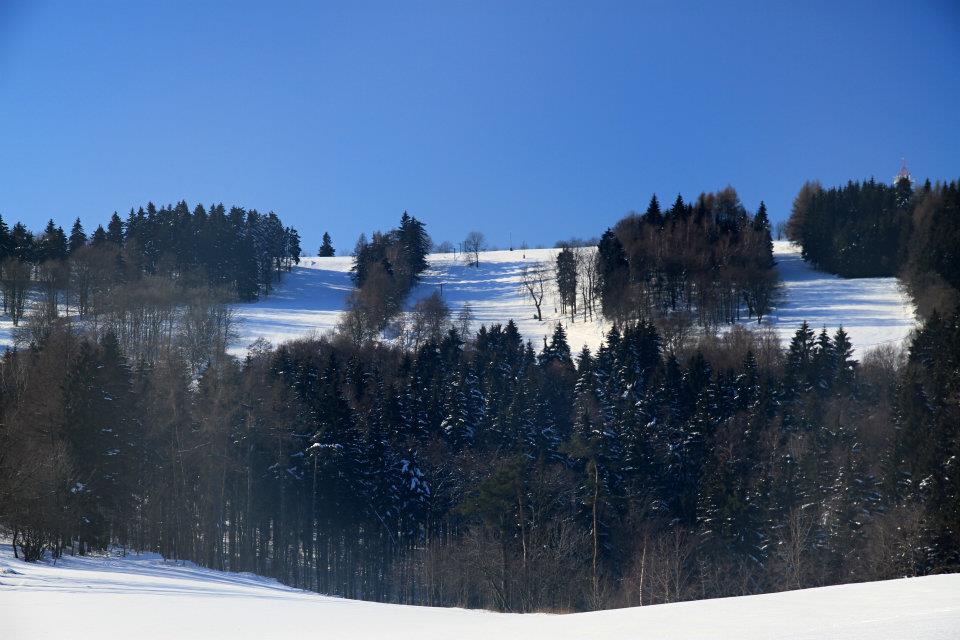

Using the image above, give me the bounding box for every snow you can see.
[229,248,611,355]
[0,242,918,356]
[2,543,958,639]
[231,241,917,356]
[760,241,917,353]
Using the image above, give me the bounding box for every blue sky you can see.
[1,1,957,253]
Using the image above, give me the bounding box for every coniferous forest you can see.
[1,189,958,613]
[0,202,300,363]
[788,177,960,316]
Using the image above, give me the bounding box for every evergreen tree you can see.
[667,193,687,223]
[318,232,335,257]
[106,212,125,246]
[38,220,68,262]
[596,229,629,322]
[0,214,10,262]
[60,333,134,551]
[68,217,87,254]
[10,222,35,262]
[786,321,816,391]
[91,225,107,246]
[643,193,663,227]
[812,327,835,392]
[833,327,856,390]
[556,246,577,319]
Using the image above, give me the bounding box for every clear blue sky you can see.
[1,1,958,253]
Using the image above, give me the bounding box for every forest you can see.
[2,304,957,612]
[0,201,302,312]
[1,191,957,614]
[596,187,777,328]
[788,177,960,316]
[0,202,300,363]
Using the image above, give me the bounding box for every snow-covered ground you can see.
[231,241,917,356]
[761,241,917,352]
[2,544,958,640]
[0,241,918,355]
[231,248,611,355]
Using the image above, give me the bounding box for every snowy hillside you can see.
[2,544,958,640]
[0,241,917,355]
[231,241,917,355]
[231,247,610,355]
[760,241,916,352]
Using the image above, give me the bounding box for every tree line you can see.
[0,202,301,328]
[788,176,960,316]
[0,203,300,363]
[594,188,777,329]
[2,302,956,612]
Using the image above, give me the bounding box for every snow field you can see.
[0,242,918,356]
[2,544,958,640]
[231,241,917,356]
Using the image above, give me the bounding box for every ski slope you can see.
[230,248,611,356]
[760,241,917,352]
[0,242,918,355]
[231,241,917,356]
[2,544,958,640]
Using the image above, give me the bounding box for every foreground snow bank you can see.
[2,544,957,640]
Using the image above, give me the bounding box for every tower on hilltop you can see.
[894,158,912,186]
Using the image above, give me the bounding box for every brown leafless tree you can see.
[463,231,486,268]
[519,261,548,321]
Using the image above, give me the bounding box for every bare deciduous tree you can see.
[574,247,599,322]
[463,231,486,268]
[409,290,451,348]
[519,261,548,321]
[456,303,474,339]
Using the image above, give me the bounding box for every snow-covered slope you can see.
[0,242,918,355]
[232,241,917,355]
[2,544,958,640]
[761,241,916,352]
[230,247,610,355]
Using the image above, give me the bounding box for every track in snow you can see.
[2,544,958,640]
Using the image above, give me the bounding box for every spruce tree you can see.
[106,212,124,246]
[0,214,11,262]
[68,217,87,254]
[318,232,335,257]
[91,225,107,246]
[643,193,663,227]
[833,327,856,390]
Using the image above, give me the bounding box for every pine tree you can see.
[667,193,686,223]
[318,232,335,257]
[812,327,835,392]
[753,201,771,232]
[284,226,301,270]
[596,229,629,322]
[106,212,124,246]
[68,217,87,254]
[0,214,12,262]
[833,327,856,390]
[786,321,816,391]
[556,246,577,319]
[91,225,107,246]
[643,194,663,227]
[396,212,431,278]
